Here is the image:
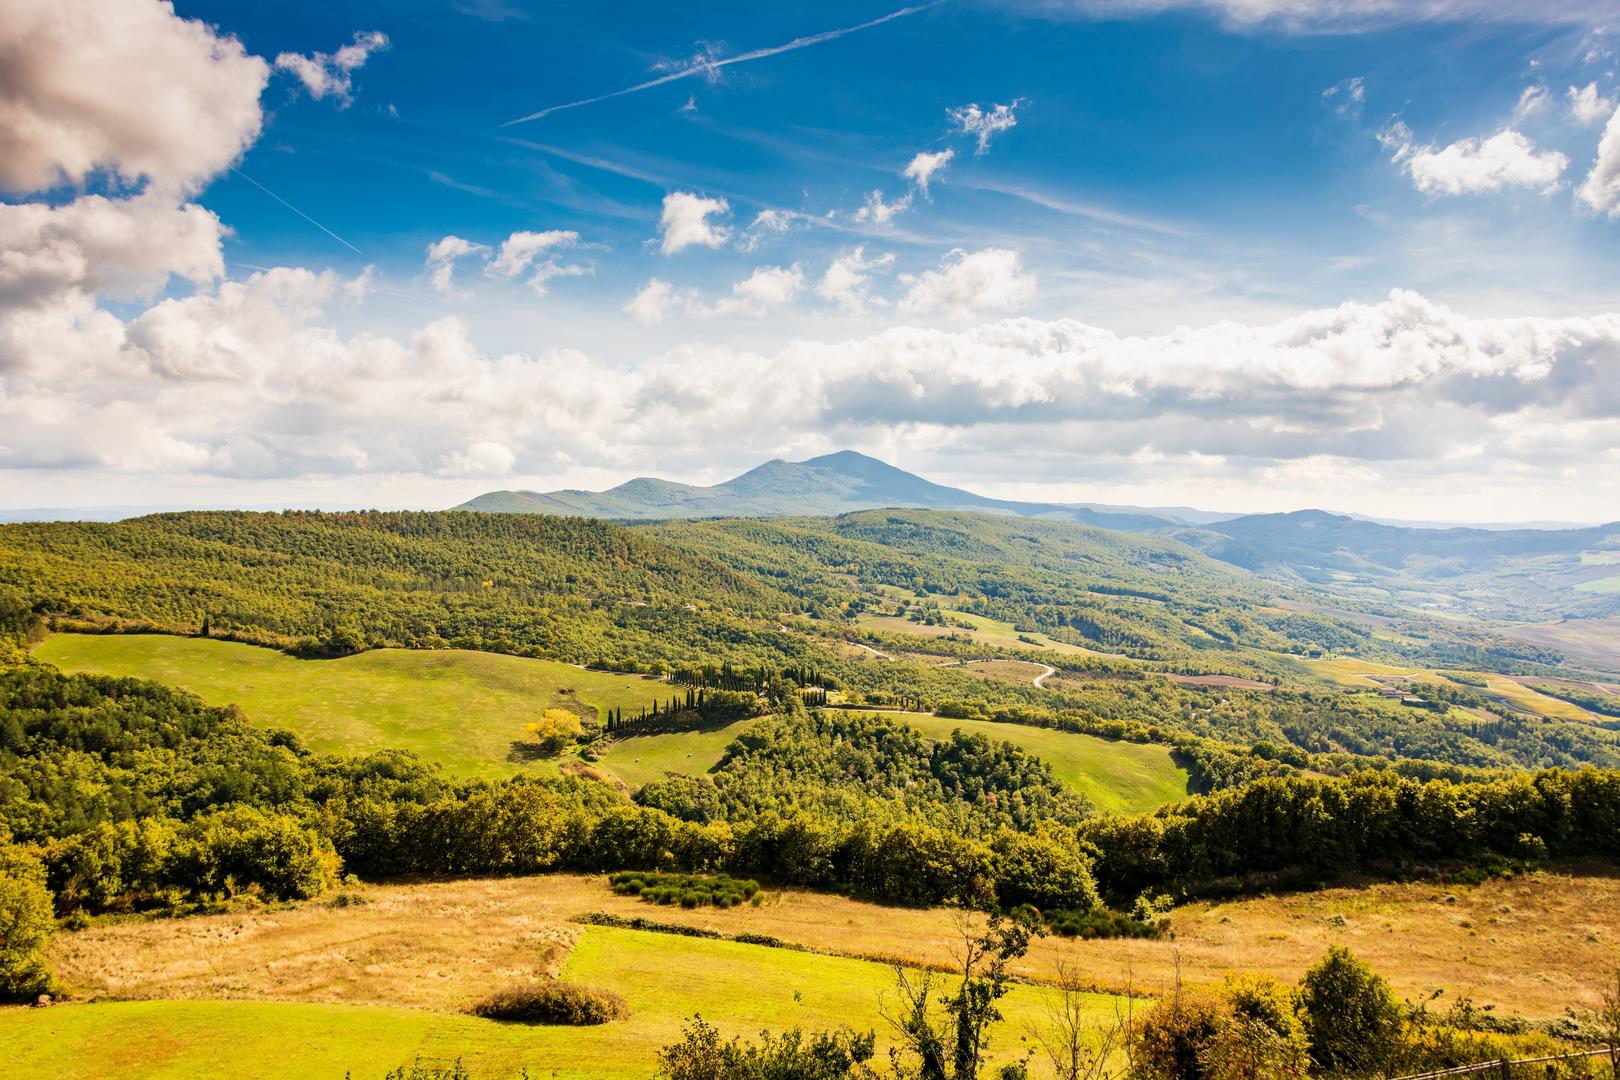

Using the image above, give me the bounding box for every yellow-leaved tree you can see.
[526,709,583,753]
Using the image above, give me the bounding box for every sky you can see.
[3,0,1620,522]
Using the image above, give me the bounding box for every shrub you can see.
[656,1015,876,1080]
[1133,991,1224,1079]
[608,870,762,909]
[1044,906,1166,940]
[1200,975,1310,1080]
[0,844,53,1000]
[471,979,629,1026]
[1297,946,1403,1077]
[382,1059,470,1080]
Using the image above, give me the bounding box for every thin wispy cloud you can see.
[501,2,942,126]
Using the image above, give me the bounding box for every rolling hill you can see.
[458,450,1177,530]
[458,450,1620,621]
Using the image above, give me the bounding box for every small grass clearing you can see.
[33,633,665,780]
[855,610,1118,659]
[587,718,758,789]
[878,710,1189,815]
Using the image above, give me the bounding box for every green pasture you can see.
[33,633,667,780]
[0,926,1127,1079]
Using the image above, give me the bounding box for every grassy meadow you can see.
[15,863,1620,1078]
[589,717,760,789]
[10,874,1128,1079]
[887,711,1189,816]
[856,608,1118,659]
[33,633,667,780]
[30,632,1188,811]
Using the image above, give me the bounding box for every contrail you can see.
[230,167,364,255]
[501,2,942,127]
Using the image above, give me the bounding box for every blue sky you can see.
[4,0,1620,519]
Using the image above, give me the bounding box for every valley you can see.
[4,496,1620,1079]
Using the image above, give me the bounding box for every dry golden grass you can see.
[51,866,1620,1022]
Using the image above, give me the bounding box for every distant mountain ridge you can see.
[458,451,1620,622]
[458,450,1177,530]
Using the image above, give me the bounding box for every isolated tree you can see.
[526,708,583,753]
[885,906,1042,1080]
[1296,946,1402,1078]
[1034,960,1134,1080]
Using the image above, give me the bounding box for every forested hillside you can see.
[3,508,1616,777]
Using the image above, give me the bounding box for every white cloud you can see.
[1570,82,1617,126]
[1033,1,1613,33]
[0,193,224,310]
[1578,104,1620,216]
[1381,122,1568,196]
[625,279,679,325]
[658,191,731,254]
[899,248,1036,316]
[422,231,586,297]
[903,149,955,197]
[274,31,389,107]
[487,231,576,278]
[1321,76,1365,117]
[739,209,797,251]
[948,102,1022,154]
[440,440,516,477]
[854,189,913,226]
[706,265,805,317]
[0,0,268,194]
[425,235,489,293]
[13,280,1620,516]
[816,247,895,313]
[1512,85,1550,122]
[484,230,585,296]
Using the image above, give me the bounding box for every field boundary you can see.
[1393,1046,1617,1078]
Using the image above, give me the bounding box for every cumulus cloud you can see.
[658,191,731,254]
[854,189,912,226]
[949,101,1022,154]
[903,149,955,196]
[705,265,805,317]
[425,235,489,293]
[625,278,680,325]
[816,247,895,313]
[1570,83,1617,126]
[0,193,225,310]
[899,248,1035,316]
[1578,104,1620,216]
[420,230,586,297]
[485,230,585,296]
[11,280,1620,512]
[1380,122,1568,196]
[0,0,268,194]
[274,31,389,107]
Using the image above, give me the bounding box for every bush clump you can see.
[471,979,629,1026]
[1045,906,1167,940]
[608,870,762,909]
